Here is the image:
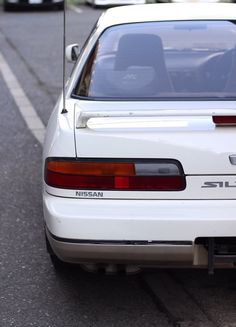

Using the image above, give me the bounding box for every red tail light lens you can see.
[213,116,236,125]
[45,159,185,191]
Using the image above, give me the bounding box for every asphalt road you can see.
[0,5,236,327]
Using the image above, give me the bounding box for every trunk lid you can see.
[74,101,236,199]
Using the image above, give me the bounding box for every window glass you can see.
[75,21,236,100]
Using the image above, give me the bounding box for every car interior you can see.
[75,21,236,99]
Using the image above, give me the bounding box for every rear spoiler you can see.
[76,108,236,129]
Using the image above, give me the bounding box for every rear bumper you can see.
[43,192,236,264]
[46,228,193,264]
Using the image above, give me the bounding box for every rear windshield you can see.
[74,20,236,100]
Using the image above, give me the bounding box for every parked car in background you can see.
[3,0,63,11]
[86,0,145,7]
[43,3,236,274]
[158,0,235,3]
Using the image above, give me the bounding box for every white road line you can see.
[0,51,45,145]
[68,4,83,14]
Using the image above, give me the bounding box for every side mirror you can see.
[66,44,80,63]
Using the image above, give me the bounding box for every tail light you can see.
[213,116,236,125]
[45,158,185,191]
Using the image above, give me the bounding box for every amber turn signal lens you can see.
[46,160,135,176]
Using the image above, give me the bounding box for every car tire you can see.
[45,231,70,271]
[91,0,97,8]
[49,252,68,271]
[3,0,12,11]
[56,2,64,10]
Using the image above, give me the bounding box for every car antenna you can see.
[61,0,68,114]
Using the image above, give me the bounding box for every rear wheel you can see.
[45,232,70,271]
[49,252,68,270]
[55,2,64,10]
[3,0,12,11]
[90,0,97,8]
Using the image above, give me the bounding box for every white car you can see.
[43,3,236,274]
[155,0,234,3]
[86,0,145,8]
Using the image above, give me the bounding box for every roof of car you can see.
[98,3,236,29]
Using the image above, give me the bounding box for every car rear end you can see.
[43,6,236,272]
[43,101,236,271]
